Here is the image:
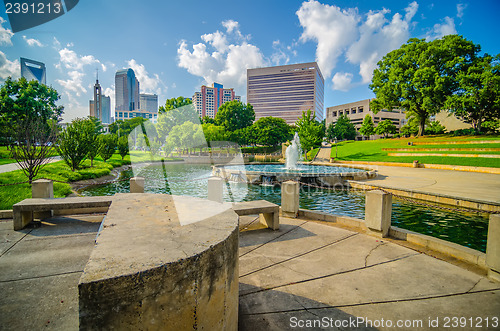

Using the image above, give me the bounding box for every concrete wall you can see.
[79,194,239,330]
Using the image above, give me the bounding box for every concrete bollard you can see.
[207,177,223,203]
[130,177,145,193]
[486,214,500,282]
[281,180,299,218]
[365,190,392,237]
[32,179,53,219]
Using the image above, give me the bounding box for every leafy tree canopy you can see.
[370,35,480,136]
[0,77,63,143]
[158,96,192,113]
[359,114,375,138]
[444,54,500,133]
[253,116,292,147]
[375,119,397,138]
[327,114,356,141]
[295,109,324,158]
[215,100,255,132]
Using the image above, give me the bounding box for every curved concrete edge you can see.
[348,181,500,213]
[79,225,239,330]
[295,208,488,273]
[78,194,240,330]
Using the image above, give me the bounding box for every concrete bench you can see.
[13,196,113,231]
[232,200,279,230]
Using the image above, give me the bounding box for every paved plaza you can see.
[1,212,499,330]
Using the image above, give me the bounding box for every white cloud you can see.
[271,40,290,66]
[177,20,266,92]
[23,36,44,47]
[222,20,239,34]
[296,0,359,77]
[56,70,86,96]
[427,16,456,40]
[331,72,353,91]
[57,47,105,72]
[0,17,14,46]
[0,51,19,82]
[201,30,228,52]
[54,45,112,121]
[346,2,417,83]
[457,4,467,19]
[127,59,164,95]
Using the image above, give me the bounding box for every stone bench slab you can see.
[13,197,113,230]
[232,200,279,230]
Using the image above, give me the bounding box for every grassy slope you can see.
[0,153,131,210]
[331,135,500,168]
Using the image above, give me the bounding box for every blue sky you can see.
[1,0,499,122]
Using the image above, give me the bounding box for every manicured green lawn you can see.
[306,148,320,161]
[0,153,131,210]
[330,135,500,168]
[0,146,59,165]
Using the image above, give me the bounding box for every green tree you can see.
[370,35,479,136]
[58,117,95,171]
[327,114,356,141]
[359,114,375,138]
[202,123,226,146]
[158,96,192,113]
[149,138,162,157]
[253,117,291,147]
[156,105,199,141]
[375,119,397,138]
[445,54,500,133]
[0,77,63,142]
[0,77,63,182]
[99,134,118,162]
[86,117,104,167]
[400,117,420,137]
[117,136,129,160]
[215,100,255,132]
[165,122,205,155]
[201,116,216,124]
[425,120,446,135]
[295,109,324,159]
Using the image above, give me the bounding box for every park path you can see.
[314,144,332,162]
[0,156,61,174]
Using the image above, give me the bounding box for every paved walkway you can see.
[1,214,499,330]
[0,157,61,174]
[351,164,500,205]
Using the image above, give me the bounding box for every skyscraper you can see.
[247,62,324,125]
[192,83,241,118]
[139,93,158,113]
[115,68,140,112]
[89,75,111,124]
[20,57,46,84]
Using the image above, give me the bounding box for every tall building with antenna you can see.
[89,69,111,124]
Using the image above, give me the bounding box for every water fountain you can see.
[285,132,303,170]
[213,132,377,186]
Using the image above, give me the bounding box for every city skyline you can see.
[1,0,499,122]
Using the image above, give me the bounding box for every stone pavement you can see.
[238,216,500,330]
[355,164,500,205]
[1,214,499,330]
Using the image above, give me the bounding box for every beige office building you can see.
[326,99,405,138]
[247,62,324,125]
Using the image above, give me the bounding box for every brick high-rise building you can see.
[192,83,241,119]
